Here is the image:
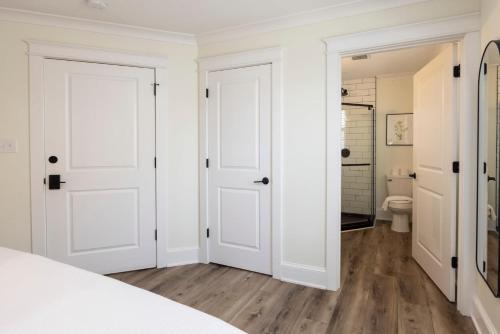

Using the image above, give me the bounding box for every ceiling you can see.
[0,0,426,36]
[342,43,446,80]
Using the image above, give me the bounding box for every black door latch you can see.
[48,175,66,190]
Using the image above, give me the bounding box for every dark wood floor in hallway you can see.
[109,223,476,333]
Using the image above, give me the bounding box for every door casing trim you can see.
[324,13,480,314]
[197,47,284,279]
[27,40,170,268]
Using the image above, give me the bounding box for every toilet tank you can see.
[386,175,412,197]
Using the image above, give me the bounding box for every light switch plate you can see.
[0,138,18,153]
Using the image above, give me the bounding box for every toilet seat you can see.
[388,200,412,210]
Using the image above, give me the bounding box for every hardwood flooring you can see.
[109,223,476,334]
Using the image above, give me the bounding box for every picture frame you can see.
[386,113,413,146]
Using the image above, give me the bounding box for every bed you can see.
[0,247,244,334]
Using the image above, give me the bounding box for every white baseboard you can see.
[376,207,392,221]
[472,295,498,334]
[280,262,327,289]
[164,247,200,267]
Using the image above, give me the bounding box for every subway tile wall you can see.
[341,78,376,215]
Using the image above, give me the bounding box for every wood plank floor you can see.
[109,223,476,334]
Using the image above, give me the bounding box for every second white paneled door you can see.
[207,64,272,275]
[412,45,458,301]
[43,59,157,274]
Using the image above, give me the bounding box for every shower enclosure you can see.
[341,102,376,231]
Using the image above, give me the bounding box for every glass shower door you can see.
[341,104,375,230]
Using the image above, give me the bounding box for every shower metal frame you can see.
[341,102,376,227]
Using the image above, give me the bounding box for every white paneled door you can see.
[412,45,458,301]
[207,64,272,275]
[43,59,157,274]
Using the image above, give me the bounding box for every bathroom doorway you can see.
[339,41,462,303]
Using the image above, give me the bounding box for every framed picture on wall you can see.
[386,113,413,146]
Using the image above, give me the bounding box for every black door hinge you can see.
[153,83,160,96]
[206,158,209,168]
[483,261,486,273]
[453,65,461,78]
[154,157,157,168]
[484,162,487,174]
[43,178,46,185]
[452,161,459,173]
[155,229,157,241]
[206,88,209,98]
[206,228,210,238]
[484,63,488,75]
[451,256,458,269]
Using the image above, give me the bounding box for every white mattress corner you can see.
[0,247,244,334]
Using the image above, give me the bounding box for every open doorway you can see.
[325,16,479,318]
[339,42,462,306]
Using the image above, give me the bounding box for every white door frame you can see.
[197,47,283,279]
[324,13,480,315]
[27,40,170,268]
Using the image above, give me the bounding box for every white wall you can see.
[375,75,414,220]
[0,20,199,254]
[476,0,500,332]
[0,0,482,289]
[199,0,479,268]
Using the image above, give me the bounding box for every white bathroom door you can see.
[412,45,458,301]
[43,59,157,274]
[206,64,272,275]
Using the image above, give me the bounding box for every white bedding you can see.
[0,247,244,334]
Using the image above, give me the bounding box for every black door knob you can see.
[409,172,416,179]
[341,148,350,158]
[254,177,270,185]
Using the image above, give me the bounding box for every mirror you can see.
[477,40,500,297]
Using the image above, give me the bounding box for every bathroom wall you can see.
[375,74,414,220]
[341,74,414,220]
[341,78,376,215]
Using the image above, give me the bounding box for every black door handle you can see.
[48,175,66,190]
[254,177,270,185]
[409,172,416,179]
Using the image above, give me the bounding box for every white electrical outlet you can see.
[0,139,18,153]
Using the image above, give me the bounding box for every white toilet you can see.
[384,175,413,233]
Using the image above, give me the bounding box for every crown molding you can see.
[323,12,481,55]
[0,7,196,45]
[196,0,430,45]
